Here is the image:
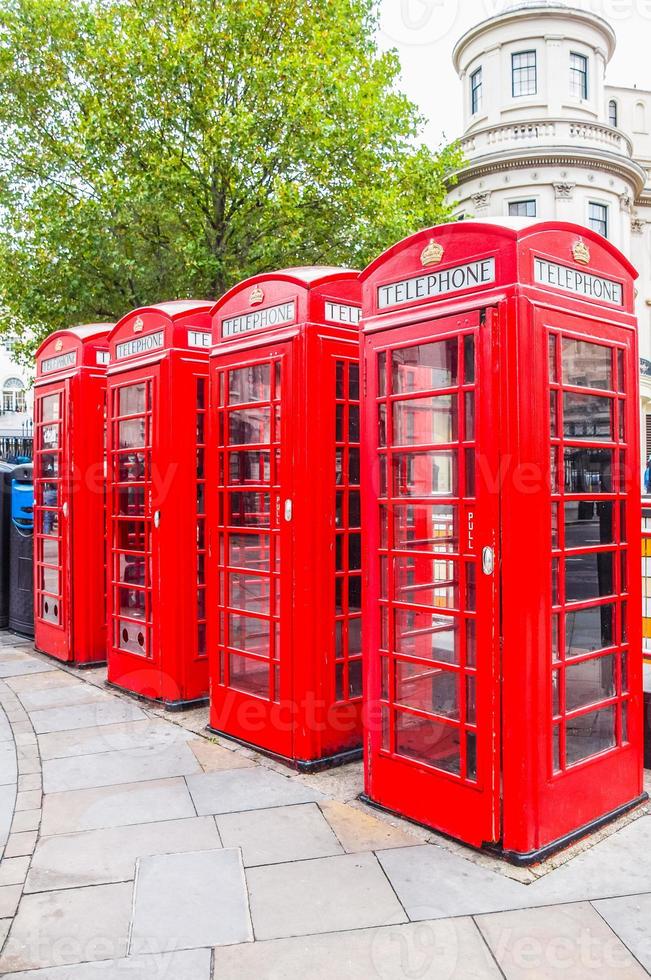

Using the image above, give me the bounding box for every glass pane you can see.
[228,573,270,615]
[393,396,457,446]
[41,394,60,423]
[40,510,60,537]
[565,552,614,602]
[349,364,360,400]
[391,504,458,554]
[378,352,386,396]
[392,556,458,609]
[41,567,59,594]
[349,618,362,655]
[393,452,456,497]
[114,521,148,553]
[229,614,270,658]
[118,554,146,587]
[42,538,59,564]
[117,486,146,517]
[564,449,613,494]
[228,533,271,571]
[465,392,475,441]
[118,418,146,449]
[392,340,458,395]
[41,453,59,477]
[229,492,270,527]
[565,706,615,766]
[548,335,557,382]
[119,383,146,416]
[464,334,475,384]
[229,451,270,485]
[395,662,459,719]
[566,654,615,712]
[228,365,271,404]
[564,501,614,548]
[565,604,614,657]
[117,586,146,620]
[40,423,60,449]
[395,711,460,774]
[563,392,612,441]
[117,452,147,483]
[394,609,458,664]
[229,654,269,698]
[562,339,612,390]
[228,407,271,445]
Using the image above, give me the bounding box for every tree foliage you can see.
[0,0,462,355]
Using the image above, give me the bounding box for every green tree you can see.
[0,0,462,356]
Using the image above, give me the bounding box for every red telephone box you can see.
[360,219,644,863]
[106,301,213,709]
[33,324,113,665]
[207,268,363,769]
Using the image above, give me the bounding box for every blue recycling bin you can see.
[9,464,34,637]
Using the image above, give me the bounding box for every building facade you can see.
[0,343,32,450]
[446,1,651,471]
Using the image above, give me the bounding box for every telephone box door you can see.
[34,382,72,661]
[107,367,160,689]
[211,341,293,758]
[364,309,501,847]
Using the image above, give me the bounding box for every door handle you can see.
[154,510,161,529]
[62,502,68,518]
[482,546,495,576]
[284,499,293,522]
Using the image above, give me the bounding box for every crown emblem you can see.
[250,286,264,306]
[133,316,144,333]
[54,339,63,352]
[421,240,445,266]
[573,241,590,265]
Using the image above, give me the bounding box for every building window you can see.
[2,378,26,414]
[588,202,609,238]
[509,200,537,218]
[512,51,537,98]
[635,101,648,134]
[471,68,483,115]
[608,99,618,128]
[570,53,588,100]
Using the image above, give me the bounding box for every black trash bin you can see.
[0,461,18,630]
[9,464,34,638]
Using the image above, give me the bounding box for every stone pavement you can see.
[0,635,650,977]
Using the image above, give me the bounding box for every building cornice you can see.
[453,5,617,73]
[447,146,648,200]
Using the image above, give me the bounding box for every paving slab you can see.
[527,815,651,906]
[40,777,195,835]
[2,948,212,979]
[213,917,502,979]
[29,699,147,734]
[378,843,541,920]
[0,740,17,785]
[42,741,200,793]
[0,661,54,678]
[246,852,407,940]
[26,816,220,891]
[130,848,252,953]
[16,684,110,712]
[0,882,133,972]
[315,799,421,853]
[188,738,256,771]
[476,901,648,979]
[217,803,343,866]
[6,670,84,692]
[0,782,16,844]
[186,767,323,816]
[37,719,194,761]
[11,809,40,833]
[0,884,22,917]
[4,831,37,858]
[0,856,30,886]
[593,894,651,973]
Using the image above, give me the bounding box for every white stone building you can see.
[0,342,32,450]
[446,1,651,468]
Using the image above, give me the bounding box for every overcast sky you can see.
[377,0,651,148]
